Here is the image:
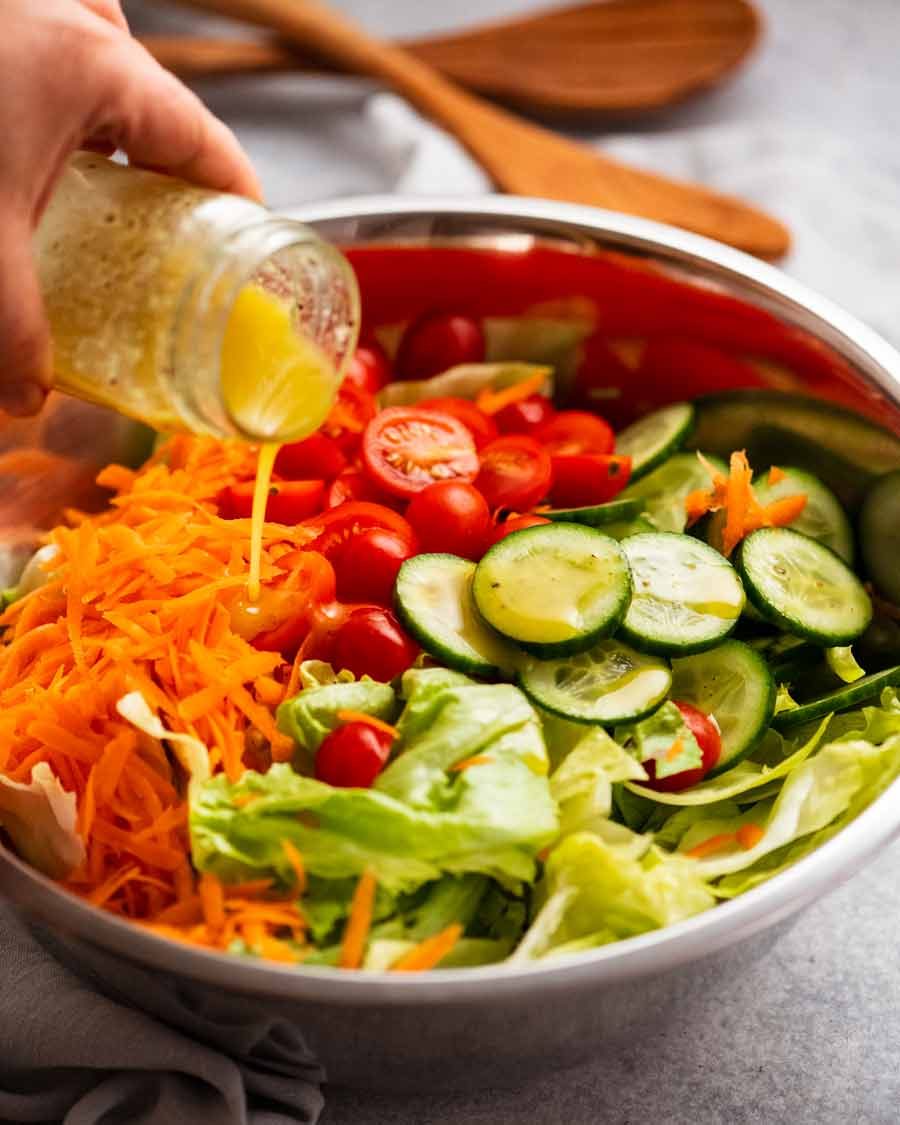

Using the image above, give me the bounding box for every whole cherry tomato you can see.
[406,481,492,560]
[343,341,392,395]
[298,501,417,564]
[548,453,631,508]
[485,513,551,549]
[396,312,485,381]
[274,433,347,481]
[641,701,722,792]
[419,397,499,450]
[537,411,615,456]
[333,528,416,605]
[476,436,552,512]
[362,407,479,498]
[494,394,555,435]
[219,479,324,523]
[315,721,394,788]
[332,607,419,681]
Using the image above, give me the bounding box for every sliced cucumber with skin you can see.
[688,392,900,510]
[471,523,632,657]
[859,469,900,605]
[772,664,900,731]
[621,452,727,534]
[670,640,775,776]
[615,402,694,481]
[754,466,854,563]
[620,532,745,655]
[394,554,517,677]
[519,640,671,726]
[544,497,644,528]
[736,527,872,645]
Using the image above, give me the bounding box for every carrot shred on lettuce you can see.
[390,923,463,972]
[475,371,547,415]
[339,870,377,969]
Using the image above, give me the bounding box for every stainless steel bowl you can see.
[3,197,900,1092]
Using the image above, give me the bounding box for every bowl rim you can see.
[3,194,900,1005]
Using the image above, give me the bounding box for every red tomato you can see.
[419,397,499,450]
[549,454,631,508]
[333,528,416,605]
[315,721,394,788]
[299,501,417,563]
[406,481,492,560]
[396,312,485,381]
[494,394,555,435]
[537,411,615,456]
[253,552,337,655]
[332,607,419,681]
[321,382,378,454]
[343,341,392,395]
[486,514,551,549]
[274,433,347,481]
[361,407,479,499]
[219,479,324,523]
[641,702,723,792]
[476,436,552,512]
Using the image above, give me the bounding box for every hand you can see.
[0,0,261,416]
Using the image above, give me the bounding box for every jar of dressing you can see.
[33,154,359,443]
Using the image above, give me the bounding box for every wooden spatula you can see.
[168,0,789,259]
[142,0,761,117]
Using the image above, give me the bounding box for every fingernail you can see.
[0,381,48,418]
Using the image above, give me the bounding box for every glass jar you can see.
[33,154,359,442]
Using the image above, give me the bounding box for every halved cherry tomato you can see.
[333,528,416,605]
[219,479,324,523]
[494,394,555,435]
[343,341,392,395]
[476,436,552,512]
[419,397,499,449]
[641,701,722,792]
[332,607,419,681]
[321,382,377,454]
[274,433,347,481]
[395,312,485,381]
[252,552,337,655]
[362,407,479,498]
[325,468,394,509]
[536,411,615,456]
[406,481,492,560]
[315,721,394,788]
[549,453,631,508]
[486,513,551,549]
[297,501,417,564]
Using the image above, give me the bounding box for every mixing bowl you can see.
[1,197,899,1092]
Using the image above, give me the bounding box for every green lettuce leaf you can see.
[0,762,85,878]
[551,728,647,838]
[276,679,397,755]
[619,702,702,779]
[378,362,553,408]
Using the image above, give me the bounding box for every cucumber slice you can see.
[754,466,854,563]
[471,523,632,657]
[736,527,872,645]
[772,664,900,731]
[688,392,900,510]
[621,452,727,534]
[859,469,900,604]
[670,640,775,776]
[615,402,694,481]
[519,640,671,725]
[543,497,644,528]
[620,532,745,655]
[394,554,516,677]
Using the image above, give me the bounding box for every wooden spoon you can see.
[170,0,789,259]
[142,0,761,117]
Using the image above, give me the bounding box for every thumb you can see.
[0,212,51,416]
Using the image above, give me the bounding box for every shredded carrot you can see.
[232,793,260,809]
[335,710,399,740]
[281,838,307,895]
[198,873,226,932]
[664,737,685,763]
[762,493,807,527]
[339,870,377,970]
[391,923,463,972]
[736,823,765,850]
[475,372,547,415]
[449,754,494,772]
[767,465,787,486]
[685,833,736,860]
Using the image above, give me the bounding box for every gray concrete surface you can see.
[127,2,900,1121]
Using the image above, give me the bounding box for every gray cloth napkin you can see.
[0,904,324,1125]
